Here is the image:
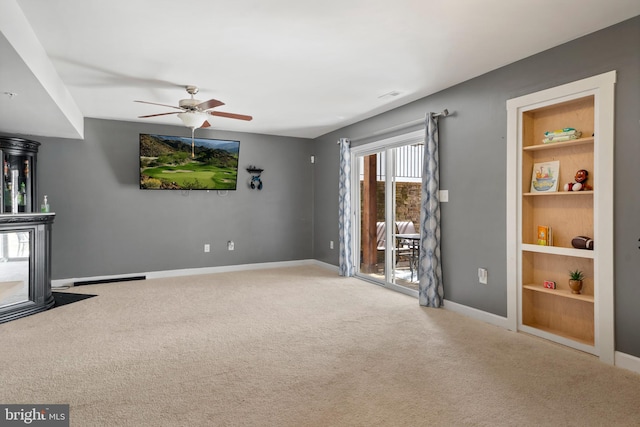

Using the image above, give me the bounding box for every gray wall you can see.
[28,118,313,280]
[312,16,640,356]
[1,16,637,358]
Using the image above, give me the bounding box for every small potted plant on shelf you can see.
[568,269,585,294]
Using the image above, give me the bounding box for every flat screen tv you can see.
[139,133,240,190]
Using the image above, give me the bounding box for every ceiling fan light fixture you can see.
[137,86,250,128]
[177,111,208,129]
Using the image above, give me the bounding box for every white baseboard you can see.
[51,259,323,288]
[443,299,640,374]
[443,299,512,330]
[309,259,340,272]
[615,351,640,375]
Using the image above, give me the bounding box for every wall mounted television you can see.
[139,133,240,190]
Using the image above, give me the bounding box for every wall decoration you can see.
[530,160,560,193]
[246,166,264,190]
[139,134,240,190]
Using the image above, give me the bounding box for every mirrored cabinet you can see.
[0,214,55,323]
[0,136,55,324]
[0,230,31,306]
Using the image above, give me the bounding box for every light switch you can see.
[478,268,488,284]
[439,190,449,202]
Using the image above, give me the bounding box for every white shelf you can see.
[523,284,594,303]
[522,137,594,151]
[521,244,595,259]
[523,190,593,197]
[519,324,596,350]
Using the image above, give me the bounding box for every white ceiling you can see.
[1,0,639,140]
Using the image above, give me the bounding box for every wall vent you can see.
[74,276,146,286]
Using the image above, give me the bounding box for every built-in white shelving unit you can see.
[506,71,616,364]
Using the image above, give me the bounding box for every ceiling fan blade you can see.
[201,120,211,128]
[138,112,180,118]
[196,99,225,110]
[209,111,253,121]
[134,100,183,110]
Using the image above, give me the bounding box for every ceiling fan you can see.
[136,85,252,158]
[135,85,252,129]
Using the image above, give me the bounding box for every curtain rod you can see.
[342,109,450,144]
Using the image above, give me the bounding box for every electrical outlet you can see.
[227,241,234,251]
[478,268,488,284]
[204,244,210,253]
[330,240,334,249]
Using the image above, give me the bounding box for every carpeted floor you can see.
[1,265,639,426]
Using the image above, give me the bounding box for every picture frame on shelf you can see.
[530,160,560,193]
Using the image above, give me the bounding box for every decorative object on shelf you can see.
[537,225,553,246]
[543,280,557,289]
[568,269,585,294]
[41,195,50,213]
[542,127,582,144]
[246,166,264,190]
[564,169,593,192]
[10,169,18,214]
[530,160,560,193]
[571,235,594,250]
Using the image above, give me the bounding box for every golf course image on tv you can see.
[139,133,240,190]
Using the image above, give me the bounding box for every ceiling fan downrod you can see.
[191,127,195,158]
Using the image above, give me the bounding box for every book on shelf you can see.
[530,160,560,193]
[537,225,553,246]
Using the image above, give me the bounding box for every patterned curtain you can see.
[418,114,444,307]
[338,138,354,276]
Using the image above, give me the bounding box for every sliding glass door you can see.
[352,131,423,296]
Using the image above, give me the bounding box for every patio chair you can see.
[395,221,419,280]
